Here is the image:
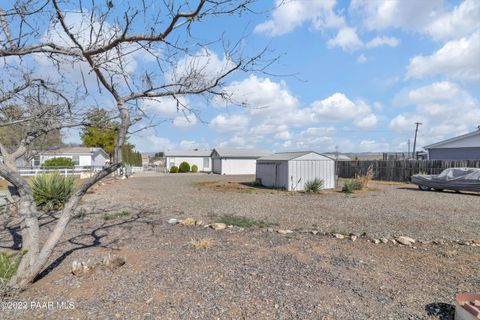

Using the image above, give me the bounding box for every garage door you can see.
[212,158,221,174]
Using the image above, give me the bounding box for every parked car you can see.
[411,168,480,192]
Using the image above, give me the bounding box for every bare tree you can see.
[0,0,269,290]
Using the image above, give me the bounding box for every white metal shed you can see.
[256,152,335,191]
[211,148,271,175]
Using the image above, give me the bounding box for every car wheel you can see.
[418,185,430,191]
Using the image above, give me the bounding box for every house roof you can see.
[165,150,212,157]
[424,129,480,149]
[212,148,271,158]
[41,147,108,156]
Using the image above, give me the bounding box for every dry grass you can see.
[355,165,374,189]
[0,180,9,191]
[194,181,281,194]
[190,238,215,250]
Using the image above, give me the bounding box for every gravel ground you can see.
[1,173,479,319]
[81,173,480,241]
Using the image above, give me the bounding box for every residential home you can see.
[211,148,271,175]
[30,147,109,168]
[165,150,212,172]
[424,127,480,160]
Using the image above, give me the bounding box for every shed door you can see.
[257,162,277,187]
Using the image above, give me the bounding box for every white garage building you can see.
[211,148,271,175]
[165,150,212,172]
[256,152,336,191]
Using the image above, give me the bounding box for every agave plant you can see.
[31,172,75,211]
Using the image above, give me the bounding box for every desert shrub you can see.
[304,178,324,193]
[190,238,214,250]
[32,172,75,211]
[217,215,275,228]
[0,250,26,287]
[179,162,190,173]
[104,211,130,220]
[342,179,363,193]
[42,157,75,168]
[356,165,374,188]
[191,164,198,173]
[170,166,179,173]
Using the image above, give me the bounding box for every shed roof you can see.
[165,150,212,157]
[424,129,480,149]
[212,148,271,158]
[258,151,332,161]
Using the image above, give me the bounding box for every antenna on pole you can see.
[412,122,422,160]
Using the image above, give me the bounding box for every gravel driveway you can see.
[82,173,480,241]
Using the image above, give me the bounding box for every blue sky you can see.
[64,0,479,153]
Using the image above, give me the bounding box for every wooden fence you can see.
[336,160,480,182]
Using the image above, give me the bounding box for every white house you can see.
[424,128,480,160]
[211,148,271,175]
[31,147,109,168]
[165,150,212,172]
[256,151,336,191]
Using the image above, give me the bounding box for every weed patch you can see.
[104,211,130,220]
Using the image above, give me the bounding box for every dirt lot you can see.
[1,173,479,319]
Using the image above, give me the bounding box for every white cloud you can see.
[357,54,367,64]
[365,36,400,48]
[356,113,378,129]
[173,113,198,128]
[389,81,480,144]
[358,140,390,152]
[311,93,374,125]
[425,0,480,41]
[406,32,480,82]
[254,0,344,36]
[130,128,173,152]
[209,114,249,133]
[350,0,480,41]
[141,97,187,116]
[327,27,363,51]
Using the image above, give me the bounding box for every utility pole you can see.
[408,139,411,159]
[412,122,422,160]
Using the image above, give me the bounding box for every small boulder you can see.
[211,223,227,231]
[277,229,293,235]
[472,239,480,245]
[333,233,345,239]
[396,236,416,246]
[168,218,179,225]
[267,228,274,233]
[311,230,319,235]
[380,238,389,244]
[180,218,196,226]
[349,234,357,242]
[373,239,381,244]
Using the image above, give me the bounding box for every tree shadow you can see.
[33,210,161,282]
[398,186,480,197]
[425,302,455,320]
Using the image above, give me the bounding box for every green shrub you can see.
[342,179,363,193]
[191,164,198,173]
[217,215,275,228]
[104,211,130,220]
[304,178,324,193]
[170,166,179,173]
[42,157,75,168]
[0,250,26,286]
[179,162,190,173]
[32,172,75,211]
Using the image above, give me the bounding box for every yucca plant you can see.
[31,172,75,211]
[0,250,26,288]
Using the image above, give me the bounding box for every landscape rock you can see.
[471,239,480,245]
[380,238,389,244]
[277,229,293,235]
[333,233,345,239]
[311,230,319,235]
[349,234,357,242]
[180,218,196,226]
[196,220,204,226]
[168,218,178,225]
[267,228,274,233]
[211,223,227,231]
[373,239,381,244]
[396,236,416,246]
[102,255,126,270]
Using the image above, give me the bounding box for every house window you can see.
[33,156,40,167]
[72,155,80,166]
[203,157,209,168]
